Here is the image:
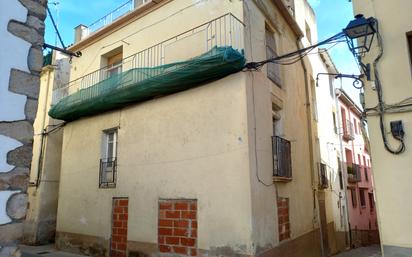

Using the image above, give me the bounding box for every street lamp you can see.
[343,14,377,80]
[344,14,377,56]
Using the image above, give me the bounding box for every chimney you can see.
[74,24,88,43]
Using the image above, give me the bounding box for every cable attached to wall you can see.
[371,21,405,154]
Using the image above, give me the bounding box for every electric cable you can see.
[372,20,405,154]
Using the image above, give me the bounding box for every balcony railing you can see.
[272,136,292,178]
[53,13,244,105]
[347,163,361,183]
[82,0,153,38]
[342,120,355,141]
[99,158,117,188]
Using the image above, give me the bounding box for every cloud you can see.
[308,0,321,8]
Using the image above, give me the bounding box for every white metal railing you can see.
[53,13,244,104]
[83,0,151,38]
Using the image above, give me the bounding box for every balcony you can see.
[77,0,152,40]
[272,136,292,180]
[342,120,355,141]
[99,158,117,188]
[347,163,361,183]
[50,13,245,121]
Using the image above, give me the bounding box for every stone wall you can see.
[0,0,46,254]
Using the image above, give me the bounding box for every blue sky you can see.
[307,0,361,102]
[44,0,361,100]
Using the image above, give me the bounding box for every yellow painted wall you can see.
[56,0,321,255]
[353,0,412,252]
[56,73,254,252]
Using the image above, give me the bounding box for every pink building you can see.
[337,89,379,247]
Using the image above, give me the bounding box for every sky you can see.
[44,0,361,102]
[307,0,362,103]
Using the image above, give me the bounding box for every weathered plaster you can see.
[0,135,23,173]
[0,0,31,122]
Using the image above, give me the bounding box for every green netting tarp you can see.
[49,46,246,121]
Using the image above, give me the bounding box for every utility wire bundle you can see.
[244,32,346,70]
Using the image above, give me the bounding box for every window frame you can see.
[265,24,282,87]
[99,128,118,188]
[407,31,412,75]
[359,188,367,208]
[351,188,357,208]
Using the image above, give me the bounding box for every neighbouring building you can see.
[351,1,412,255]
[0,0,46,255]
[294,1,351,255]
[337,89,378,248]
[37,0,328,256]
[23,51,69,245]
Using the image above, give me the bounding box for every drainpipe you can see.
[295,39,325,257]
[335,87,352,248]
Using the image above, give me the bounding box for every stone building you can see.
[31,0,327,256]
[0,0,46,255]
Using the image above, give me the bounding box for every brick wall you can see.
[158,199,197,256]
[277,197,290,242]
[111,198,129,257]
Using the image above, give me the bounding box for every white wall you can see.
[0,0,30,225]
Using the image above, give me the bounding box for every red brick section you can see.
[158,199,197,256]
[277,197,290,242]
[111,198,129,257]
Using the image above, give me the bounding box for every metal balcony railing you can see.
[52,13,244,105]
[82,0,152,38]
[347,163,361,183]
[342,119,355,140]
[99,158,117,188]
[272,136,292,178]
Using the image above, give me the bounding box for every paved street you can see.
[333,245,381,257]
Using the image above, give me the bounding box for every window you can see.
[100,129,118,188]
[351,188,357,208]
[101,47,123,80]
[305,22,312,43]
[265,25,282,86]
[368,193,375,211]
[407,32,412,73]
[353,118,358,134]
[338,157,343,190]
[272,136,292,178]
[329,76,335,98]
[105,53,122,78]
[319,163,328,188]
[359,189,366,208]
[311,78,318,122]
[332,112,338,134]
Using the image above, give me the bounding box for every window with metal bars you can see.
[100,129,118,188]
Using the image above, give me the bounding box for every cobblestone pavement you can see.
[333,245,381,257]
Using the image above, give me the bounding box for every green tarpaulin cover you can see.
[49,46,245,121]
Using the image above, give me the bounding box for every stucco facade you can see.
[0,0,46,254]
[337,90,378,248]
[293,1,352,255]
[50,0,323,257]
[351,0,412,256]
[23,52,69,245]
